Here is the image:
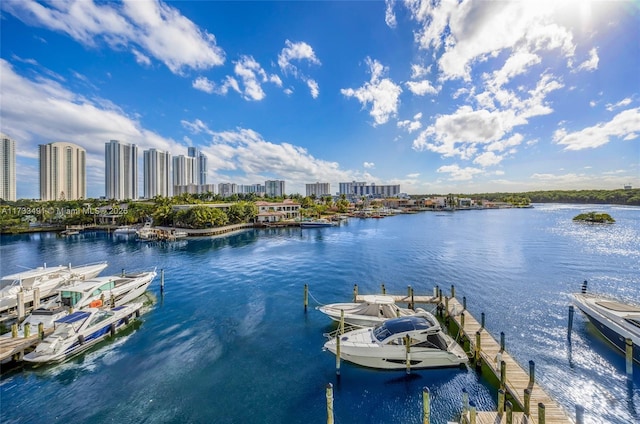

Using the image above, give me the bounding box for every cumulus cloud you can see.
[385,0,397,28]
[436,164,483,181]
[2,0,225,75]
[554,108,640,150]
[341,57,402,126]
[605,98,632,112]
[406,79,438,96]
[575,48,599,72]
[277,40,321,98]
[397,112,423,133]
[363,162,375,169]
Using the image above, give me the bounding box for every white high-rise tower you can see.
[0,134,16,201]
[39,142,86,201]
[105,140,138,200]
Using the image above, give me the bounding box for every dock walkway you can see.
[352,288,573,423]
[0,329,54,362]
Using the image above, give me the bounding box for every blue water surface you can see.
[0,204,638,424]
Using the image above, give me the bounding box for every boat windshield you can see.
[60,290,83,308]
[0,278,19,291]
[372,316,432,342]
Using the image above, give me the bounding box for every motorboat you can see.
[113,225,138,235]
[317,295,430,327]
[136,222,159,241]
[300,218,335,228]
[23,302,143,364]
[573,282,640,364]
[0,262,108,314]
[1,270,155,339]
[323,312,468,370]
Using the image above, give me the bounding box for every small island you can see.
[572,211,615,224]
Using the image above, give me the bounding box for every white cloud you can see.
[307,79,319,99]
[363,162,375,169]
[410,64,430,79]
[554,108,640,150]
[385,0,397,28]
[2,0,226,75]
[341,57,402,126]
[436,164,483,181]
[605,98,632,112]
[132,49,152,67]
[406,79,438,96]
[192,76,215,94]
[397,113,423,133]
[473,151,503,167]
[277,40,321,98]
[575,48,599,72]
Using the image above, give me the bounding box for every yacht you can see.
[23,302,143,364]
[573,281,640,364]
[323,312,468,370]
[317,295,430,327]
[113,225,138,235]
[300,218,335,228]
[0,262,108,314]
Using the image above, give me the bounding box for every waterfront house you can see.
[255,200,300,223]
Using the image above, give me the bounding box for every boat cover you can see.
[55,311,90,324]
[330,301,401,319]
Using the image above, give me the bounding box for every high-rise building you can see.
[305,182,330,197]
[39,142,86,201]
[218,182,237,197]
[0,134,16,201]
[143,149,172,198]
[187,147,207,185]
[265,180,285,197]
[172,155,196,187]
[105,140,138,200]
[339,181,400,199]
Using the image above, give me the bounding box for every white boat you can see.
[1,270,155,342]
[573,282,640,364]
[317,295,430,327]
[136,222,159,241]
[300,218,335,228]
[0,262,108,314]
[113,226,137,235]
[23,302,143,364]
[323,313,468,370]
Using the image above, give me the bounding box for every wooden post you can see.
[433,286,438,298]
[576,404,584,424]
[567,305,574,340]
[405,335,411,374]
[538,403,546,424]
[461,388,469,414]
[304,284,308,311]
[122,268,125,277]
[626,338,634,377]
[459,312,465,339]
[326,383,334,424]
[407,285,413,310]
[339,309,345,335]
[480,312,485,330]
[505,400,513,424]
[438,287,442,302]
[11,323,17,338]
[581,280,588,294]
[422,387,430,424]
[463,296,467,310]
[160,269,165,295]
[475,331,481,365]
[17,292,25,321]
[24,322,30,338]
[500,360,506,390]
[33,287,41,309]
[335,332,341,376]
[500,331,505,352]
[524,388,531,416]
[529,360,535,386]
[110,293,116,308]
[381,283,386,294]
[444,296,449,318]
[497,388,505,413]
[38,322,44,339]
[450,285,455,299]
[469,401,477,424]
[353,284,358,302]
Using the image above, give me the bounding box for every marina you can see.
[0,205,638,423]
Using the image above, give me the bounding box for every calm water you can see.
[0,204,638,424]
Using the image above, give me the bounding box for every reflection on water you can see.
[0,204,638,424]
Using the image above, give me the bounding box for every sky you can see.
[1,0,639,199]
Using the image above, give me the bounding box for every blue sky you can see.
[1,0,639,199]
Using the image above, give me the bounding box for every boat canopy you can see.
[373,316,432,342]
[55,311,90,324]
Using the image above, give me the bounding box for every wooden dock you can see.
[0,329,54,362]
[350,286,574,423]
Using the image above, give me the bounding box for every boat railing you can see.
[322,324,362,339]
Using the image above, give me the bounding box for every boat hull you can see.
[579,307,640,364]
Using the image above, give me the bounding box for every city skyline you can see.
[1,1,639,199]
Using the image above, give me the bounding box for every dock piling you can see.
[567,305,574,340]
[381,283,386,294]
[461,388,469,414]
[122,268,125,277]
[500,331,505,352]
[581,280,588,294]
[160,269,165,295]
[24,322,30,338]
[497,388,505,413]
[500,360,506,390]
[505,401,513,424]
[353,284,358,302]
[38,322,44,339]
[474,331,481,368]
[538,403,546,424]
[422,387,430,424]
[469,401,477,424]
[524,388,531,416]
[11,323,17,338]
[17,292,25,321]
[462,296,467,310]
[480,312,485,330]
[304,284,308,311]
[326,383,334,424]
[450,285,455,298]
[529,360,535,386]
[576,404,584,424]
[33,287,41,309]
[626,338,633,377]
[405,335,411,374]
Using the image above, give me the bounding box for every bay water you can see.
[0,204,638,423]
